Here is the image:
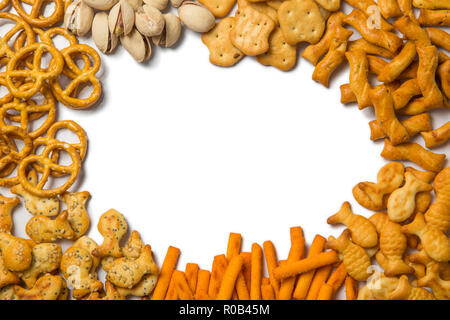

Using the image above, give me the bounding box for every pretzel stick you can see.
[263,240,279,298]
[340,83,357,103]
[208,254,228,299]
[317,283,334,300]
[185,263,199,294]
[369,113,431,140]
[152,246,180,300]
[426,27,450,51]
[326,262,347,294]
[195,269,211,300]
[306,264,333,300]
[217,255,244,300]
[250,243,263,300]
[292,235,326,300]
[279,227,305,300]
[345,276,358,300]
[173,270,194,300]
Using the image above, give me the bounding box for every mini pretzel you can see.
[0,125,33,172]
[17,141,81,197]
[378,0,402,18]
[378,41,417,83]
[369,113,431,141]
[0,12,35,60]
[394,16,431,47]
[438,60,450,99]
[392,79,421,109]
[343,0,394,30]
[11,0,64,27]
[6,42,64,100]
[346,49,371,109]
[426,27,450,51]
[347,38,396,59]
[51,44,102,109]
[418,9,450,25]
[0,0,9,10]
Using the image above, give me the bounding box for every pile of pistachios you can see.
[64,0,216,62]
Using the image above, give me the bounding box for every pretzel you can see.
[378,41,416,83]
[346,49,371,110]
[11,0,64,27]
[369,113,432,141]
[51,44,102,109]
[17,141,81,197]
[0,125,33,172]
[0,12,35,60]
[0,0,9,10]
[6,42,64,100]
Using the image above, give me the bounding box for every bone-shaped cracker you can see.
[0,233,32,272]
[369,113,432,141]
[0,195,19,233]
[388,275,436,300]
[394,16,431,47]
[352,162,405,211]
[327,202,378,248]
[25,210,75,243]
[256,27,297,71]
[379,0,402,18]
[62,191,90,239]
[424,166,450,232]
[392,79,422,109]
[92,209,128,258]
[15,274,67,300]
[418,8,450,25]
[346,49,371,109]
[378,41,417,83]
[421,121,450,149]
[326,229,371,281]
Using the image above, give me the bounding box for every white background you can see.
[5,4,450,297]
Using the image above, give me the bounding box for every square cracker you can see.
[230,6,276,56]
[238,0,279,22]
[278,0,325,45]
[199,0,237,18]
[201,17,244,67]
[256,27,297,71]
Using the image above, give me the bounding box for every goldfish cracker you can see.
[116,274,158,297]
[352,162,405,211]
[72,236,101,274]
[424,166,450,232]
[25,210,75,243]
[122,230,145,260]
[0,233,32,272]
[389,275,436,300]
[346,49,371,109]
[326,229,371,281]
[358,270,399,300]
[61,191,90,239]
[92,209,128,258]
[0,195,19,233]
[15,274,66,300]
[405,166,435,214]
[417,262,450,300]
[369,113,432,141]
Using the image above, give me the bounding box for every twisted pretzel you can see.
[51,44,101,109]
[0,125,33,171]
[0,0,10,11]
[0,76,14,105]
[6,42,64,99]
[11,0,64,27]
[0,162,19,187]
[18,140,81,197]
[0,12,34,60]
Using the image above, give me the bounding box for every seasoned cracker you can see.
[199,0,237,18]
[256,27,297,71]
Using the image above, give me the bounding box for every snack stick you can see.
[344,9,402,53]
[367,55,418,79]
[195,269,211,300]
[421,121,450,148]
[292,235,326,300]
[279,227,306,300]
[381,139,446,172]
[185,263,199,293]
[152,246,180,300]
[173,270,194,300]
[345,276,358,300]
[347,38,396,59]
[346,49,371,109]
[217,255,244,300]
[418,9,450,25]
[326,262,347,293]
[398,0,419,21]
[306,265,333,300]
[392,79,422,109]
[369,85,410,145]
[250,243,263,300]
[261,283,276,300]
[426,27,450,51]
[240,252,252,289]
[438,60,450,99]
[208,254,228,298]
[340,83,357,103]
[301,12,346,65]
[235,272,250,300]
[224,233,250,299]
[369,113,432,141]
[378,41,417,83]
[394,16,431,47]
[165,276,178,300]
[226,232,242,260]
[273,250,338,280]
[379,0,402,18]
[262,241,280,297]
[317,282,334,300]
[343,0,394,30]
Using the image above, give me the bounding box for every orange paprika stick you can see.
[165,275,178,300]
[345,276,358,300]
[226,232,242,260]
[208,254,228,299]
[326,262,347,294]
[306,264,333,300]
[292,235,327,300]
[317,283,334,300]
[262,241,280,297]
[240,252,252,290]
[185,263,199,294]
[261,283,276,300]
[173,270,194,300]
[279,227,305,300]
[250,243,263,300]
[217,255,244,300]
[152,246,180,300]
[195,269,211,300]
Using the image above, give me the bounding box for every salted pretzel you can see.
[0,76,13,105]
[0,83,56,139]
[0,12,34,60]
[17,141,81,197]
[0,0,10,10]
[51,44,102,109]
[11,0,64,28]
[6,42,64,100]
[0,125,33,172]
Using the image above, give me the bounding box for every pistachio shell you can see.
[84,0,119,10]
[135,5,165,37]
[126,0,143,10]
[109,0,135,36]
[120,29,152,62]
[92,12,118,54]
[170,0,184,8]
[143,0,168,10]
[178,1,215,33]
[64,0,94,37]
[152,13,181,47]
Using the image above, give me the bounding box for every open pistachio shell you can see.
[92,12,118,54]
[152,13,181,48]
[64,0,94,37]
[84,0,119,10]
[135,4,165,37]
[120,28,152,62]
[109,0,135,36]
[178,1,215,33]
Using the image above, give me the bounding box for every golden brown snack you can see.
[352,162,405,211]
[72,236,101,274]
[256,27,297,71]
[418,9,450,25]
[0,195,19,233]
[347,39,396,59]
[421,122,450,149]
[122,230,145,260]
[369,113,432,141]
[417,262,450,300]
[85,281,126,300]
[61,191,90,239]
[405,166,435,214]
[92,209,128,258]
[0,252,20,289]
[15,274,66,300]
[346,50,371,109]
[413,0,450,9]
[238,0,279,22]
[201,17,244,67]
[0,285,18,300]
[116,274,158,297]
[394,16,431,47]
[326,229,371,281]
[313,0,340,11]
[388,275,436,300]
[343,0,394,30]
[378,41,416,83]
[106,245,159,289]
[392,79,422,109]
[424,166,450,232]
[358,271,400,300]
[25,210,75,243]
[379,0,402,18]
[198,0,236,18]
[437,60,450,99]
[278,0,325,45]
[0,233,32,272]
[327,202,378,248]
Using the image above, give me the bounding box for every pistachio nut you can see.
[120,28,152,62]
[92,12,118,54]
[152,13,181,48]
[170,0,184,8]
[135,5,165,37]
[64,0,94,37]
[84,0,119,10]
[109,0,135,36]
[178,1,215,33]
[143,0,168,10]
[126,0,143,10]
